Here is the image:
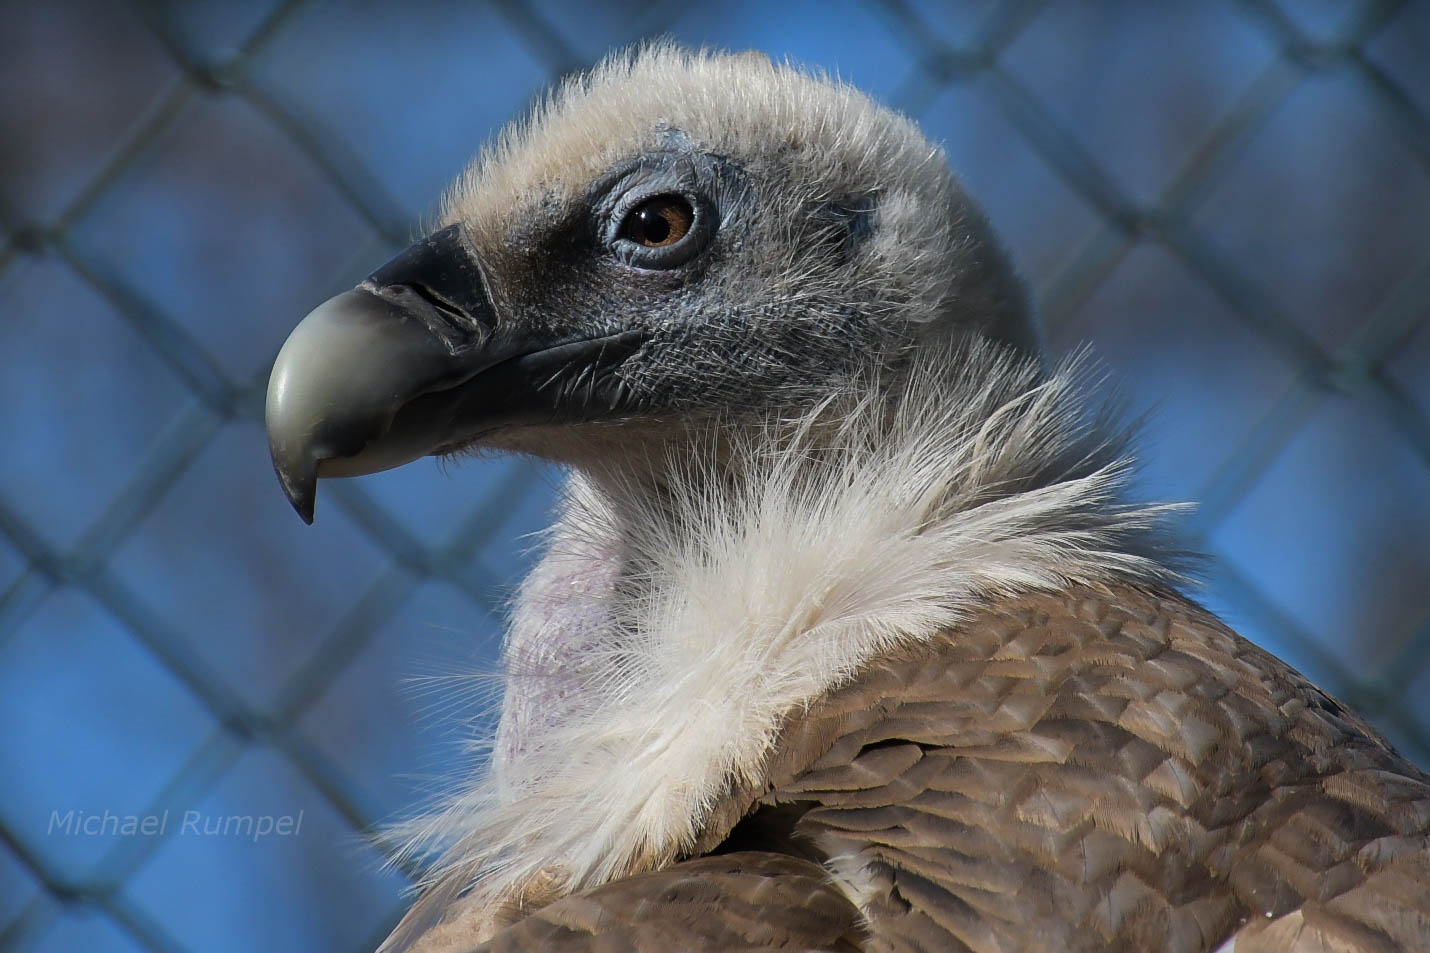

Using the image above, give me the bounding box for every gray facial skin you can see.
[267,101,1035,523]
[268,144,907,522]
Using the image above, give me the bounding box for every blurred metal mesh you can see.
[1,0,1428,950]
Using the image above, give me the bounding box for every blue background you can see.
[2,1,1429,950]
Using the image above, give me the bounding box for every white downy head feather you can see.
[380,339,1190,948]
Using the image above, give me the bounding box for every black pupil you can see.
[637,206,671,244]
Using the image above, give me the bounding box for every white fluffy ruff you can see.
[386,342,1188,940]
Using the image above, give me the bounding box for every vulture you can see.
[265,46,1430,953]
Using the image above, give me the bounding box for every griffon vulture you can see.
[264,46,1430,953]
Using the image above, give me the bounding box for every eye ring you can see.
[609,191,714,269]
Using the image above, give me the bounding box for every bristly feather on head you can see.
[442,41,1038,366]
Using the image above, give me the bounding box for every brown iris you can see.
[621,196,695,248]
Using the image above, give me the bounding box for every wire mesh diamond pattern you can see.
[1,1,1427,950]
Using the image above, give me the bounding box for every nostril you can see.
[365,223,495,325]
[404,281,470,323]
[358,279,493,353]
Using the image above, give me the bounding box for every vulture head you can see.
[266,46,1038,522]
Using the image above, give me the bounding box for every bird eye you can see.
[620,196,694,248]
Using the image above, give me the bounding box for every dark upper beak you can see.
[265,224,645,523]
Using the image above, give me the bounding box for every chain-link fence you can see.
[1,1,1427,950]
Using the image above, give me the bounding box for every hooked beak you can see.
[265,224,645,523]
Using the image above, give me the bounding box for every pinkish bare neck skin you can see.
[492,515,625,797]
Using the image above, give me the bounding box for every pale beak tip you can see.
[267,350,320,525]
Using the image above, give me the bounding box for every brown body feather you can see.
[440,585,1430,953]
